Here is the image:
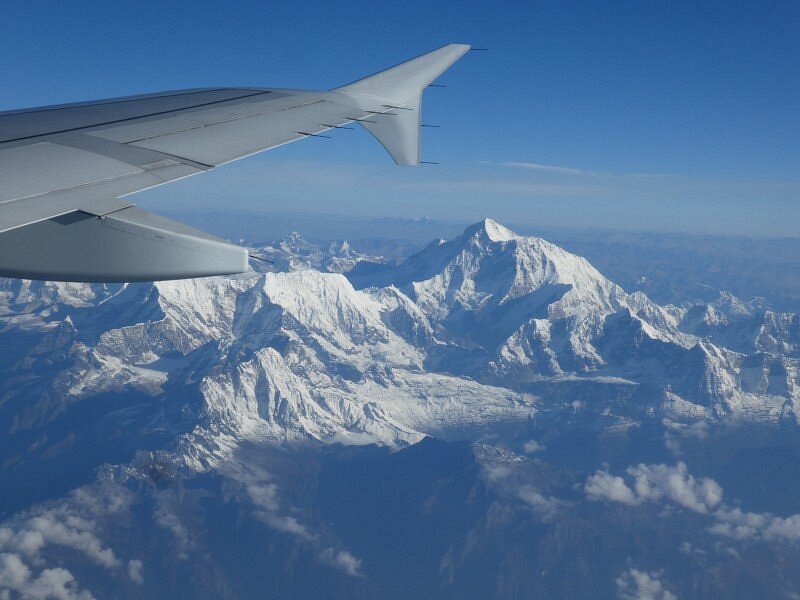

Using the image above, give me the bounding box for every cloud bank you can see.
[616,568,677,600]
[0,483,144,598]
[586,461,800,544]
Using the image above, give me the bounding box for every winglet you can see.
[333,44,471,165]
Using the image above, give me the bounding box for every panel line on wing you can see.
[0,91,274,145]
[118,99,329,145]
[0,88,233,118]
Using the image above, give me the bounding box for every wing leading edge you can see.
[0,44,470,282]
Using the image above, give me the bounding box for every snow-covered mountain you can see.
[2,220,797,454]
[248,231,386,274]
[350,219,798,423]
[1,219,799,599]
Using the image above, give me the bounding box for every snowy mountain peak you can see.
[472,218,518,243]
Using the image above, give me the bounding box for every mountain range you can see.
[0,219,798,599]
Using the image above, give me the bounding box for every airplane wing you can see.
[0,44,470,282]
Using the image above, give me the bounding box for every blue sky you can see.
[2,1,798,235]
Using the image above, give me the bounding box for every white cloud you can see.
[483,464,513,482]
[518,486,563,522]
[396,179,600,197]
[523,440,545,453]
[586,462,800,546]
[320,548,362,577]
[262,514,315,540]
[0,482,144,598]
[498,162,597,176]
[69,486,131,516]
[26,516,119,568]
[616,568,676,600]
[679,541,706,556]
[2,513,118,570]
[127,559,144,585]
[0,528,45,558]
[0,483,148,599]
[713,510,800,543]
[0,552,94,600]
[0,554,29,593]
[663,434,681,455]
[477,447,566,522]
[228,466,316,541]
[496,161,667,179]
[585,471,639,506]
[246,482,280,512]
[153,504,193,559]
[627,463,722,514]
[763,515,800,542]
[709,507,767,540]
[664,422,710,456]
[585,462,721,514]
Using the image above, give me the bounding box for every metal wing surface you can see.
[0,44,470,282]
